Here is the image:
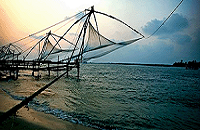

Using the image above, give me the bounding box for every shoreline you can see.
[85,60,200,69]
[86,62,173,67]
[0,78,96,130]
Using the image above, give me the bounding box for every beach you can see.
[0,71,96,130]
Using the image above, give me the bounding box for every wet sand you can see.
[0,72,96,130]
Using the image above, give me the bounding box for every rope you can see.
[86,9,145,38]
[53,12,84,33]
[4,11,84,46]
[146,0,184,39]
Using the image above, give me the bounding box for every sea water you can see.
[4,64,200,129]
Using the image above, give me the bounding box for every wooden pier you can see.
[0,59,80,80]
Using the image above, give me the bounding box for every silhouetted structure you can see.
[0,59,79,80]
[186,60,200,70]
[173,60,186,67]
[173,60,199,70]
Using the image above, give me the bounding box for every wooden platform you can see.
[0,60,80,80]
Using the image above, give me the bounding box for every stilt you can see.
[16,55,19,80]
[32,61,35,76]
[48,62,50,77]
[57,56,59,77]
[77,60,80,80]
[16,69,18,79]
[9,70,11,77]
[66,63,69,78]
[37,61,40,79]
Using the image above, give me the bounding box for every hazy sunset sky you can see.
[0,0,199,64]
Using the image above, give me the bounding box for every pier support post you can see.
[16,55,19,80]
[66,63,69,78]
[32,61,35,76]
[48,62,50,77]
[37,61,40,79]
[77,60,80,80]
[57,56,59,77]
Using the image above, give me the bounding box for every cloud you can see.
[142,13,189,36]
[69,12,199,64]
[170,34,192,45]
[188,28,200,59]
[193,28,200,39]
[142,13,194,52]
[90,39,176,64]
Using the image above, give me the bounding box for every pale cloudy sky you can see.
[0,0,199,64]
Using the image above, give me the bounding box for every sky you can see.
[0,0,200,64]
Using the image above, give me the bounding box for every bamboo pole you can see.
[67,63,69,78]
[32,61,35,76]
[16,55,19,80]
[0,70,69,123]
[57,56,59,77]
[48,62,50,77]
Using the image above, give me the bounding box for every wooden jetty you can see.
[0,59,80,80]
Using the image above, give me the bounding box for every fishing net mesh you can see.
[83,22,142,61]
[0,10,142,62]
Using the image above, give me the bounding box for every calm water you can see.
[6,64,200,129]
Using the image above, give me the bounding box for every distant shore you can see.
[86,61,200,69]
[86,62,173,67]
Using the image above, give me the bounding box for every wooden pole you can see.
[77,59,80,80]
[48,62,50,77]
[27,60,29,68]
[9,61,11,77]
[67,63,69,78]
[0,70,69,123]
[32,61,35,76]
[57,56,59,77]
[16,55,19,80]
[37,60,40,79]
